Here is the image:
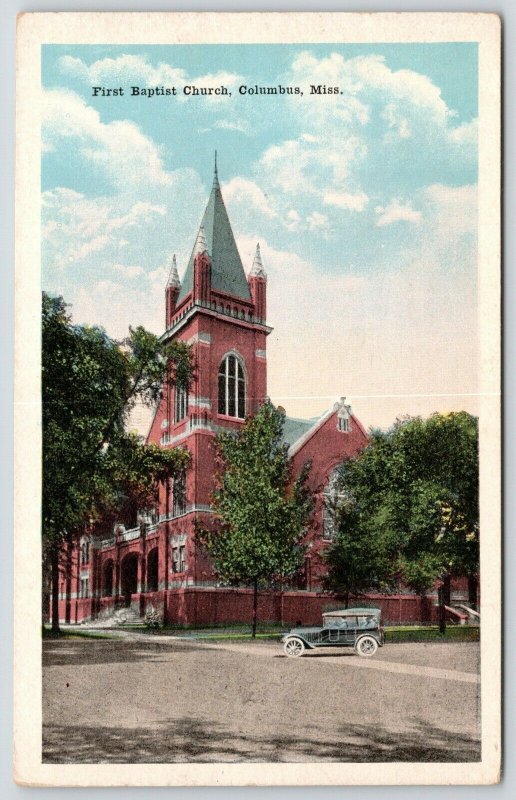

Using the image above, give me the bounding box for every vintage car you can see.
[281,607,384,658]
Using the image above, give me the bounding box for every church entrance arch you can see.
[102,559,114,597]
[120,552,139,606]
[147,547,159,592]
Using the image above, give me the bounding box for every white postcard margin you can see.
[14,11,501,787]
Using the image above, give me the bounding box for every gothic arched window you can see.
[174,385,187,423]
[323,467,347,541]
[172,470,187,517]
[218,354,246,418]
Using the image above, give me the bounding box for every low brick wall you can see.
[162,588,443,627]
[56,587,466,626]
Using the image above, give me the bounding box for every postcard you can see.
[14,11,501,787]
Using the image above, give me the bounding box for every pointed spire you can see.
[213,150,219,189]
[250,243,266,277]
[166,253,180,288]
[177,159,251,304]
[194,225,208,255]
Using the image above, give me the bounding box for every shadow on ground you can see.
[42,640,203,667]
[43,716,481,764]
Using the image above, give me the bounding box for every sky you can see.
[41,43,478,430]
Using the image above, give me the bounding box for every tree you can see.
[326,413,479,629]
[325,488,399,607]
[197,401,313,637]
[42,294,192,632]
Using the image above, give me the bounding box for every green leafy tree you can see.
[326,413,479,629]
[325,494,399,607]
[42,294,191,632]
[197,401,313,637]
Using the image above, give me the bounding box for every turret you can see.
[248,243,267,322]
[192,226,212,305]
[165,254,181,328]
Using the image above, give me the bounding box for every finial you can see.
[250,242,266,277]
[194,225,208,255]
[213,150,219,188]
[166,253,180,287]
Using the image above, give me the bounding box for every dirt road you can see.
[42,638,480,763]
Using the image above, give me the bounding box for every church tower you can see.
[147,158,271,588]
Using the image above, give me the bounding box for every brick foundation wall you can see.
[56,587,471,626]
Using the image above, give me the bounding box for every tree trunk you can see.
[438,584,446,635]
[252,577,258,639]
[344,592,349,609]
[443,573,451,607]
[51,545,60,634]
[468,574,478,609]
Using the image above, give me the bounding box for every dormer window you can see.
[338,406,351,433]
[218,354,245,418]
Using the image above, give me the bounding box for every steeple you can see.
[176,158,252,304]
[250,243,266,278]
[165,253,181,327]
[166,253,180,287]
[248,242,267,322]
[194,225,208,255]
[213,150,219,189]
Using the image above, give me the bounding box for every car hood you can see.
[286,627,323,635]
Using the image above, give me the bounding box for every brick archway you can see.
[120,552,138,606]
[147,547,159,592]
[102,560,114,597]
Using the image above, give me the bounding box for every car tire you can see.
[283,637,305,657]
[355,635,379,657]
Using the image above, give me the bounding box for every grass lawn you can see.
[147,622,480,643]
[42,621,479,643]
[385,625,479,643]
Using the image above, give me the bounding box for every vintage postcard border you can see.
[14,11,501,787]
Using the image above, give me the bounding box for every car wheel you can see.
[355,635,378,657]
[283,637,305,657]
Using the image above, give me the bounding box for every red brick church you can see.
[55,163,463,627]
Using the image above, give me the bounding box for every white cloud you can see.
[258,134,366,198]
[289,51,370,126]
[113,263,145,279]
[375,199,422,226]
[253,50,478,236]
[42,89,173,189]
[423,183,476,230]
[222,177,276,219]
[448,118,477,147]
[323,190,369,212]
[381,103,412,139]
[213,119,250,134]
[42,188,170,267]
[69,235,111,263]
[72,279,161,339]
[285,209,301,231]
[306,211,328,230]
[234,181,477,428]
[349,54,450,126]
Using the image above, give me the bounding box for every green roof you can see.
[177,173,251,304]
[280,416,319,449]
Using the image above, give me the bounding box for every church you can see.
[56,162,446,627]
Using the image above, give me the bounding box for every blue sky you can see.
[41,43,478,428]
